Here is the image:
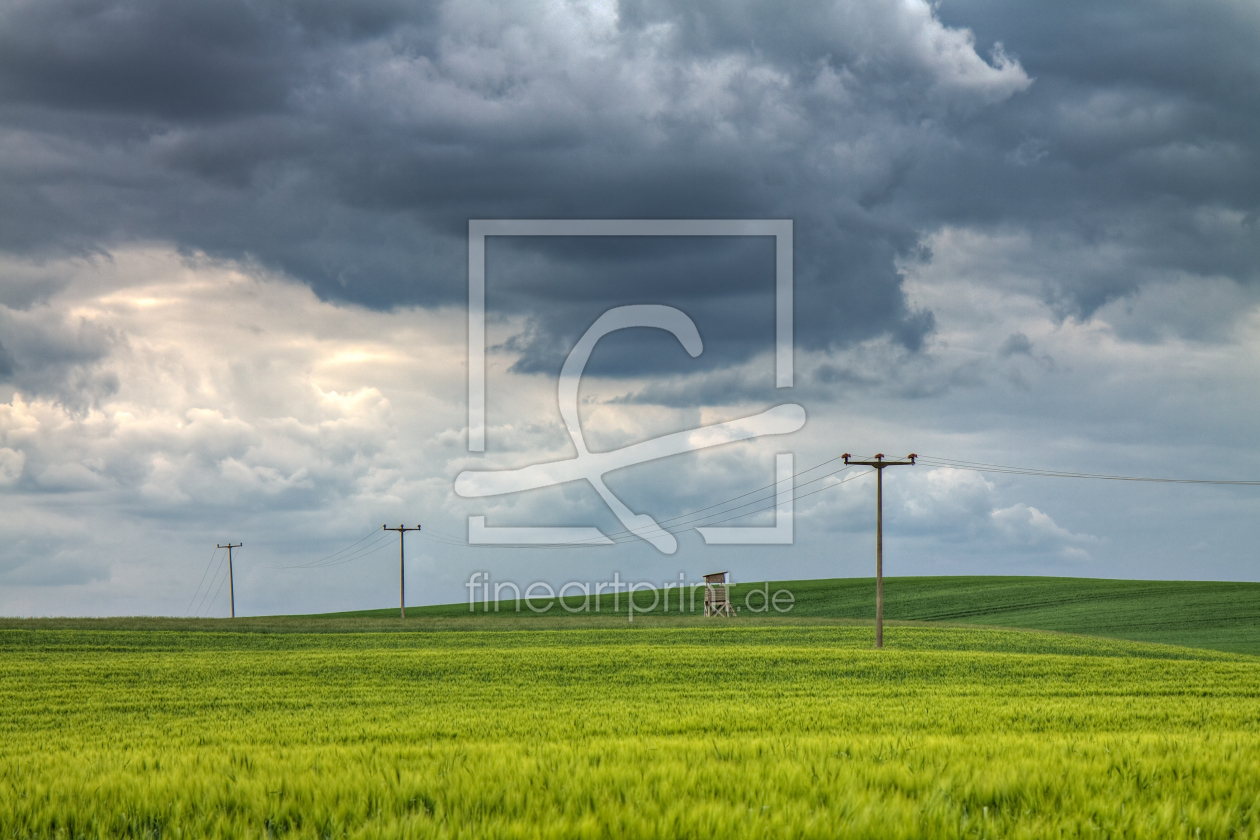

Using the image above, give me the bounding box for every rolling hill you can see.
[320,575,1260,655]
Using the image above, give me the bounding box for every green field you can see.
[3,617,1260,838]
[297,575,1260,656]
[3,577,1259,837]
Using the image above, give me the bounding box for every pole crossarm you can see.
[840,454,916,649]
[843,454,916,468]
[383,525,421,618]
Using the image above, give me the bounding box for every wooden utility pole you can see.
[383,525,421,618]
[216,542,242,618]
[842,454,916,649]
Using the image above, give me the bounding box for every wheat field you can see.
[2,623,1258,838]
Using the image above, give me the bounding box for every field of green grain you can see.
[3,621,1259,838]
[313,575,1260,656]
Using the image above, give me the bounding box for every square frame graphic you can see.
[468,219,793,452]
[465,219,795,548]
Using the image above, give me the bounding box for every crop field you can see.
[2,621,1259,838]
[311,575,1260,656]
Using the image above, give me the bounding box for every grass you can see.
[769,576,1260,656]
[282,575,1260,656]
[4,575,1257,654]
[1,624,1259,837]
[3,577,1258,836]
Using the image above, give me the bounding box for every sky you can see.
[1,0,1258,617]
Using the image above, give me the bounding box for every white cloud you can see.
[990,502,1098,556]
[1,233,1259,614]
[901,467,995,522]
[798,224,1260,408]
[0,247,467,604]
[885,468,1098,559]
[0,446,22,484]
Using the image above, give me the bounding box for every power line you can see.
[654,468,874,534]
[438,435,1260,552]
[185,545,221,616]
[586,465,857,545]
[281,528,387,568]
[425,450,1260,551]
[916,455,1260,485]
[193,550,228,617]
[272,452,871,561]
[585,458,854,544]
[203,561,232,617]
[310,535,395,567]
[451,452,864,550]
[414,526,470,546]
[238,451,1260,568]
[281,531,393,569]
[468,466,875,549]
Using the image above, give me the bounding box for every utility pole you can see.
[216,542,242,618]
[383,525,421,618]
[843,454,916,649]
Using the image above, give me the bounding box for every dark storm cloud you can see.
[1,0,1256,381]
[922,0,1260,316]
[0,2,294,119]
[0,0,437,118]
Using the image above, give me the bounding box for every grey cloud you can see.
[0,338,13,378]
[0,0,1035,384]
[0,551,111,587]
[0,0,433,120]
[608,365,776,408]
[919,0,1260,318]
[998,332,1032,357]
[1101,278,1260,345]
[0,304,120,408]
[4,0,1253,337]
[0,0,1255,413]
[0,516,113,586]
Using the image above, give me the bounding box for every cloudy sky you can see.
[1,0,1258,617]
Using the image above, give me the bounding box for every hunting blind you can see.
[703,572,735,617]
